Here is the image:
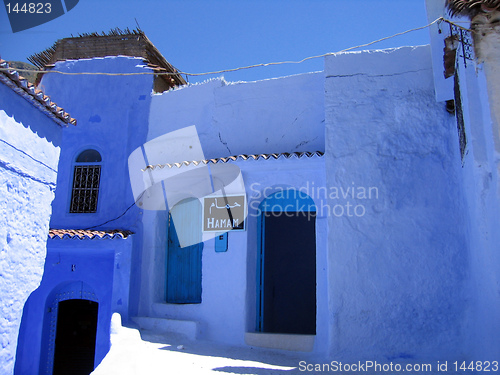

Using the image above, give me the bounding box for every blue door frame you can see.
[256,189,317,334]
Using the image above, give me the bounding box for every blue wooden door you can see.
[166,198,203,303]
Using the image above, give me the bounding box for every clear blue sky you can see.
[0,0,431,83]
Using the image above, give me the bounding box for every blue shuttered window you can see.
[166,198,203,304]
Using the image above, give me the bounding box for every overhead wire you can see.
[0,17,470,79]
[1,17,470,230]
[83,191,145,230]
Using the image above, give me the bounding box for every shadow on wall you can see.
[0,83,63,146]
[146,332,305,373]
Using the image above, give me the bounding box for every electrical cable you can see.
[4,16,470,230]
[0,17,469,79]
[83,192,144,230]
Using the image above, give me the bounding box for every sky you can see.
[0,0,432,83]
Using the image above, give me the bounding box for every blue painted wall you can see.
[40,57,152,232]
[14,237,132,374]
[14,56,154,373]
[39,56,154,319]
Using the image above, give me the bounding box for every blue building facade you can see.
[9,8,500,372]
[13,31,186,374]
[0,60,73,375]
[15,230,132,375]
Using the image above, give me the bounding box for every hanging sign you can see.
[203,195,246,232]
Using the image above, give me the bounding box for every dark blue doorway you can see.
[257,190,316,335]
[166,198,203,303]
[52,299,98,375]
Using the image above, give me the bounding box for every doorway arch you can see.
[42,281,99,375]
[52,299,99,375]
[257,189,317,335]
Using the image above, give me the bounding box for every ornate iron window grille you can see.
[454,67,468,164]
[449,23,474,67]
[70,165,101,213]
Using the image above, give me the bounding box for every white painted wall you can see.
[0,83,61,375]
[139,71,328,351]
[324,46,470,361]
[148,72,325,159]
[425,0,454,102]
[130,38,500,363]
[454,37,500,360]
[424,0,500,357]
[139,46,480,360]
[138,155,328,353]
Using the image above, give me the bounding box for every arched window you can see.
[75,149,102,163]
[70,149,102,213]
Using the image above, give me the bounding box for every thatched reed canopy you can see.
[29,28,186,91]
[446,0,500,18]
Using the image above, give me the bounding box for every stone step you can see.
[245,332,315,352]
[131,316,199,340]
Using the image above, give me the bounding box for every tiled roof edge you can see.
[142,151,325,171]
[0,60,76,127]
[49,229,133,240]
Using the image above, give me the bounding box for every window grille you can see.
[449,23,474,67]
[70,150,102,213]
[454,70,467,163]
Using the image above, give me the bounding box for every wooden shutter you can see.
[166,198,203,303]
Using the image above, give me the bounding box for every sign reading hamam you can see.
[203,195,246,232]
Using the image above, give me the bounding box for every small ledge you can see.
[245,332,315,352]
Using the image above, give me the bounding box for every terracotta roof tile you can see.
[0,60,76,126]
[142,151,324,171]
[447,0,500,17]
[49,229,133,240]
